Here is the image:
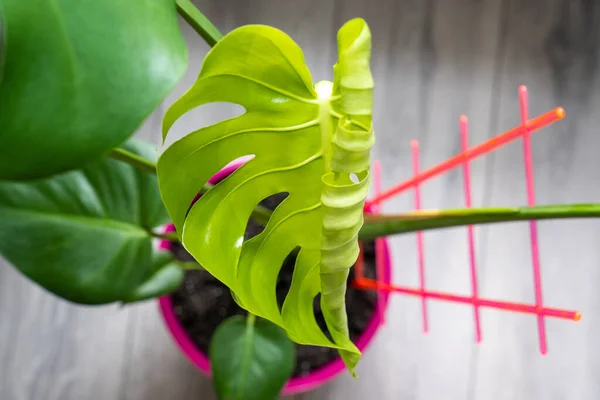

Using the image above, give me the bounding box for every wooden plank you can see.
[4,1,600,399]
[0,261,134,400]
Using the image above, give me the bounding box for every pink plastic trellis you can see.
[355,86,580,355]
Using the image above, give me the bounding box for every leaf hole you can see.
[313,293,334,342]
[187,155,256,216]
[349,173,359,184]
[221,155,255,172]
[275,246,301,312]
[243,192,289,241]
[205,154,256,191]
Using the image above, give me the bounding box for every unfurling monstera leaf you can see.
[158,18,374,374]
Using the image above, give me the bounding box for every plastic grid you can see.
[354,86,580,354]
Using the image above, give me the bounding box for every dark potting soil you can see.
[169,194,379,378]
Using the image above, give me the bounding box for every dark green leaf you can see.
[0,139,183,304]
[0,0,187,180]
[128,251,185,302]
[210,315,295,400]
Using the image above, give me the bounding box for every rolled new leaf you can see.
[333,18,374,127]
[319,18,375,373]
[320,168,370,371]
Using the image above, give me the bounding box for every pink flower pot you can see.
[157,160,392,396]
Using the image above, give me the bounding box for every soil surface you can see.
[170,194,379,378]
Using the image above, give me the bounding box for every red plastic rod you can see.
[354,278,580,322]
[411,141,428,333]
[365,107,565,208]
[460,115,482,343]
[519,86,547,354]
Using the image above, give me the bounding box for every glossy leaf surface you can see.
[210,316,295,400]
[0,0,187,180]
[0,140,183,304]
[159,20,374,372]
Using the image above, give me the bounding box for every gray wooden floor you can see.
[2,0,600,399]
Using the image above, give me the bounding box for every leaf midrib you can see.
[182,120,319,164]
[0,5,6,89]
[236,315,256,399]
[48,0,80,88]
[200,72,317,104]
[214,153,323,223]
[0,206,149,237]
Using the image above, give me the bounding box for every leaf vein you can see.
[180,120,320,164]
[198,72,317,104]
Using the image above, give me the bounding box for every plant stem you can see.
[178,260,204,271]
[111,151,600,239]
[176,0,223,47]
[110,148,157,174]
[359,204,600,240]
[150,231,179,241]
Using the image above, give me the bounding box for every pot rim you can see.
[157,158,392,395]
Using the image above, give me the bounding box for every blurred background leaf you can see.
[0,0,187,180]
[0,139,183,304]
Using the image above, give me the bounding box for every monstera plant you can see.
[159,18,375,373]
[1,0,598,399]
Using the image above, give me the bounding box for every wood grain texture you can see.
[1,0,599,399]
[473,1,600,399]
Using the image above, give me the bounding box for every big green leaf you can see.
[0,139,183,304]
[158,19,374,373]
[210,315,295,400]
[0,0,187,180]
